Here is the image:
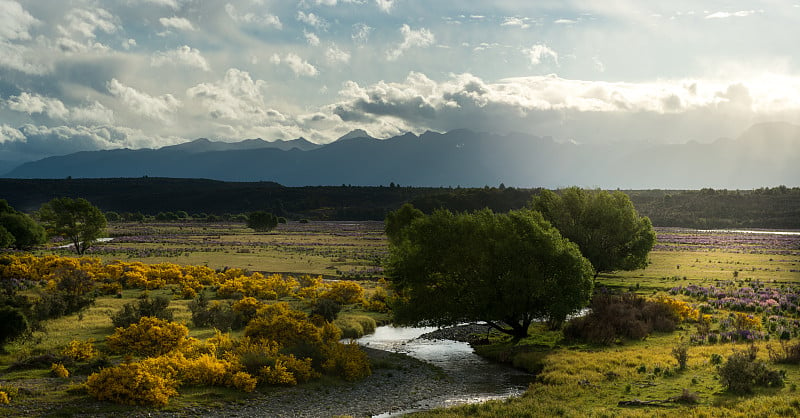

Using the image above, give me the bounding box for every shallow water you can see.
[358,325,534,417]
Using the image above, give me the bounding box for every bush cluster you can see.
[564,291,692,344]
[106,317,191,357]
[111,294,174,328]
[718,346,784,393]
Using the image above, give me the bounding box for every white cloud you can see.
[501,17,531,29]
[137,0,182,10]
[54,37,110,53]
[375,0,395,13]
[297,11,328,30]
[224,3,282,29]
[554,19,577,24]
[159,16,196,31]
[58,8,119,38]
[186,68,283,124]
[705,10,757,19]
[284,53,319,77]
[526,44,558,66]
[151,45,210,71]
[107,79,181,121]
[0,124,25,143]
[351,23,372,45]
[0,0,38,41]
[122,38,137,50]
[326,43,350,65]
[6,92,69,119]
[304,31,320,46]
[386,24,434,61]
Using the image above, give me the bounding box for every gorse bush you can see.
[718,346,785,394]
[563,291,691,344]
[86,362,179,406]
[106,317,191,357]
[61,339,98,361]
[111,294,173,328]
[321,280,364,305]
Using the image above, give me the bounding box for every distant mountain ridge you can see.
[4,124,800,189]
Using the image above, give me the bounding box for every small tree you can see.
[0,200,46,250]
[37,197,107,255]
[246,211,279,232]
[389,208,594,339]
[532,187,656,277]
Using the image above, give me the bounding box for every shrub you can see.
[61,339,98,361]
[231,296,261,323]
[111,295,173,328]
[322,281,364,305]
[311,298,341,322]
[768,340,800,364]
[0,391,8,404]
[261,358,297,386]
[718,347,785,394]
[106,317,191,357]
[321,341,371,381]
[335,315,377,339]
[189,294,241,330]
[0,305,29,351]
[672,344,689,370]
[86,362,178,406]
[51,363,70,378]
[230,371,257,392]
[245,303,322,349]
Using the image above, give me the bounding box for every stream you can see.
[357,325,535,417]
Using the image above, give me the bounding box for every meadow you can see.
[2,221,800,416]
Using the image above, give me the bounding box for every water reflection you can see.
[358,326,534,417]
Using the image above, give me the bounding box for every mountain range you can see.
[4,123,799,189]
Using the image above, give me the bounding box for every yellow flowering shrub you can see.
[50,363,70,378]
[279,354,319,383]
[86,362,179,406]
[231,296,262,322]
[734,312,762,331]
[0,391,9,405]
[261,359,297,386]
[245,303,322,348]
[230,371,258,392]
[322,280,365,305]
[180,354,233,386]
[654,295,700,322]
[321,341,371,381]
[61,339,98,361]
[106,317,191,357]
[295,275,324,301]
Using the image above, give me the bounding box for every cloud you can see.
[525,44,558,66]
[159,16,196,31]
[186,68,277,122]
[325,43,350,65]
[224,3,282,29]
[0,0,39,41]
[705,10,757,19]
[137,0,182,10]
[375,0,395,13]
[351,23,372,45]
[107,79,181,121]
[297,11,328,30]
[4,92,114,124]
[284,53,319,77]
[501,17,531,29]
[58,8,119,39]
[304,31,320,46]
[151,45,210,71]
[386,24,434,61]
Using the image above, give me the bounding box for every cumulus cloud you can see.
[526,43,558,66]
[705,10,757,19]
[58,8,119,38]
[386,24,434,61]
[151,45,210,71]
[375,0,395,13]
[107,79,181,121]
[297,11,328,30]
[325,43,350,65]
[225,3,282,29]
[5,92,114,124]
[0,0,39,41]
[351,23,372,45]
[186,68,276,122]
[501,17,532,29]
[159,16,196,31]
[271,53,319,77]
[304,30,320,46]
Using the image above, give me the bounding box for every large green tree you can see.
[388,208,594,339]
[384,203,424,245]
[246,211,279,232]
[531,187,656,276]
[0,199,46,250]
[37,197,107,255]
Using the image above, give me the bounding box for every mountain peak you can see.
[336,129,374,142]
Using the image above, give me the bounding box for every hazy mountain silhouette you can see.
[4,124,799,189]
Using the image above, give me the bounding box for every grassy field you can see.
[3,222,800,416]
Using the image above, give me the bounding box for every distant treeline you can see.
[0,178,798,229]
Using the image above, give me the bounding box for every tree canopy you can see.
[246,211,279,232]
[0,199,46,250]
[531,187,656,276]
[388,207,594,339]
[384,203,424,245]
[37,197,107,255]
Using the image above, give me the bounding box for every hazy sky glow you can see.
[1,0,800,162]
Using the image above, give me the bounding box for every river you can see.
[358,325,535,417]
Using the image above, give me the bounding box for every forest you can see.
[1,178,799,228]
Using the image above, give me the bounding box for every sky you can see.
[1,0,800,164]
